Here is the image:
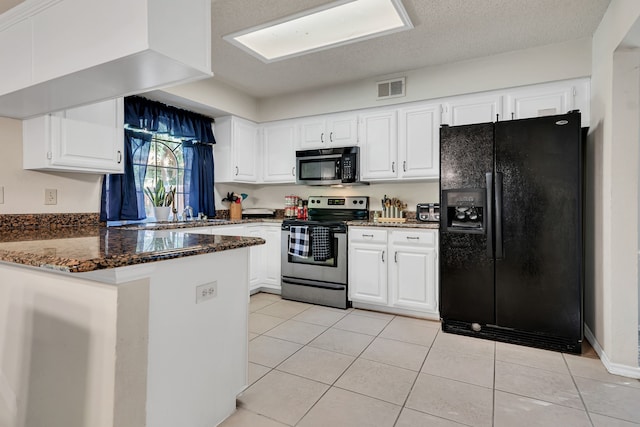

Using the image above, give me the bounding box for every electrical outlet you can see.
[44,188,57,205]
[196,281,217,304]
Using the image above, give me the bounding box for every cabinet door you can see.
[299,119,326,149]
[327,113,358,147]
[443,94,502,126]
[398,103,440,179]
[262,122,296,183]
[262,225,282,289]
[233,119,258,182]
[247,226,264,291]
[0,18,32,96]
[504,83,574,121]
[359,110,398,180]
[50,98,124,172]
[388,230,438,314]
[348,241,388,304]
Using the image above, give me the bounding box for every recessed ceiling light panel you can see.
[223,0,413,63]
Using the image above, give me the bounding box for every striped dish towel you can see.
[288,226,310,258]
[312,226,332,261]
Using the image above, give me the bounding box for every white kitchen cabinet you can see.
[298,112,358,149]
[397,102,441,179]
[359,109,398,180]
[348,228,388,305]
[261,224,282,291]
[442,93,503,126]
[23,98,125,173]
[0,0,211,119]
[214,116,259,183]
[388,230,438,313]
[262,120,297,183]
[349,227,439,318]
[503,78,590,126]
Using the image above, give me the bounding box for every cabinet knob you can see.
[329,132,333,142]
[320,132,324,143]
[394,251,398,263]
[235,166,239,176]
[406,236,420,240]
[292,166,295,176]
[382,250,385,263]
[403,160,406,172]
[392,161,395,173]
[362,234,374,238]
[117,150,122,164]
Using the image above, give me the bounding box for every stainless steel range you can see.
[281,196,369,309]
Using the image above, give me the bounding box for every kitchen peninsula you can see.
[0,222,264,427]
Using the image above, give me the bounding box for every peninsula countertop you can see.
[0,223,265,273]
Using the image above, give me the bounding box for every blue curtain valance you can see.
[124,96,216,144]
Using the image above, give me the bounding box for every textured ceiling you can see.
[210,0,611,98]
[0,0,612,100]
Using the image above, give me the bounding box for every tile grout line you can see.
[290,312,397,426]
[562,352,596,427]
[492,341,496,427]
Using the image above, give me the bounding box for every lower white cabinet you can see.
[23,97,124,173]
[349,227,439,318]
[186,223,281,293]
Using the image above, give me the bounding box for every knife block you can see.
[229,202,242,220]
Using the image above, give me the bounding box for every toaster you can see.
[416,203,440,222]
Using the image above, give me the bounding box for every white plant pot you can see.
[153,206,171,222]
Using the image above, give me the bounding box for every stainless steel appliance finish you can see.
[281,196,369,309]
[416,203,440,222]
[295,146,363,186]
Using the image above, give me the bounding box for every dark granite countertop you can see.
[0,225,265,273]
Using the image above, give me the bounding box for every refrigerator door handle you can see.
[485,173,493,258]
[495,172,504,259]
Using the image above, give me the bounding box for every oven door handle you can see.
[281,277,346,291]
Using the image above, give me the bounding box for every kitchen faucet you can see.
[183,206,194,221]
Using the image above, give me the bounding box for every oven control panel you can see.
[308,196,369,209]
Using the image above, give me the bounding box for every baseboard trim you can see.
[584,324,640,379]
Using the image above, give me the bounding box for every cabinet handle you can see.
[394,251,398,263]
[362,234,374,238]
[292,166,295,176]
[382,250,385,263]
[392,161,395,172]
[321,132,324,143]
[330,132,333,142]
[235,166,239,176]
[403,160,406,172]
[406,236,420,240]
[117,150,122,164]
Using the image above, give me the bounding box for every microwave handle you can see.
[335,159,341,177]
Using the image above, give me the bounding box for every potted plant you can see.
[145,181,176,221]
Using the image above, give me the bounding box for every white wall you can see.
[215,181,439,213]
[0,117,102,214]
[588,0,640,370]
[256,38,592,122]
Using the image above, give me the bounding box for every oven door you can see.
[281,230,347,284]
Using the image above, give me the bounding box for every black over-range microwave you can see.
[295,146,364,185]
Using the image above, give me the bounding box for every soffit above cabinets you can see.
[0,0,212,119]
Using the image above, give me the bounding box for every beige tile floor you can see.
[220,292,640,427]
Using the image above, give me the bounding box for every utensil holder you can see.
[230,202,242,220]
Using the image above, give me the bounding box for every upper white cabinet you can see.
[397,102,441,179]
[442,93,503,126]
[23,98,125,173]
[503,79,590,126]
[0,0,211,118]
[298,112,358,149]
[214,116,259,183]
[359,109,398,180]
[262,120,297,183]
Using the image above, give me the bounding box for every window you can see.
[133,134,187,219]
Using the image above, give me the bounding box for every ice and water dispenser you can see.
[442,189,485,234]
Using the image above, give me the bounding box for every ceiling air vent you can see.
[377,77,405,100]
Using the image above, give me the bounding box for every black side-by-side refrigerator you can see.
[439,111,583,353]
